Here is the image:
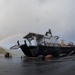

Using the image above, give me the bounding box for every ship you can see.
[10,29,75,58]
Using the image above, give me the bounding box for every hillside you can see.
[0,47,6,54]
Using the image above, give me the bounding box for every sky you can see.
[0,0,75,49]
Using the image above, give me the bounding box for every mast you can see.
[45,29,52,37]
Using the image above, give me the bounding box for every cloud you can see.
[0,0,75,43]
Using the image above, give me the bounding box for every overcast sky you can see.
[0,0,75,48]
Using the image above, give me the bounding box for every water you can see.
[0,56,75,75]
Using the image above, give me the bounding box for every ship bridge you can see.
[23,29,59,47]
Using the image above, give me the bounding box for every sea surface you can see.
[0,55,75,75]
